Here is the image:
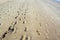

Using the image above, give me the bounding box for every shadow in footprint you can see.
[1,32,7,39]
[15,16,18,19]
[0,23,1,25]
[24,27,27,32]
[13,21,17,27]
[36,30,40,36]
[20,35,23,40]
[19,18,21,21]
[25,36,28,40]
[8,26,14,32]
[23,21,25,24]
[39,23,41,26]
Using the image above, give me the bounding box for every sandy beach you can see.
[0,0,60,40]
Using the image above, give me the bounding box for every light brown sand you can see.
[0,0,60,40]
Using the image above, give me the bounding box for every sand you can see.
[0,0,60,40]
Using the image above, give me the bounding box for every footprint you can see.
[13,21,17,27]
[25,36,31,40]
[36,30,40,36]
[20,35,31,40]
[0,23,1,25]
[24,17,26,19]
[24,14,26,16]
[19,18,21,21]
[14,21,17,25]
[0,37,2,40]
[23,21,25,24]
[39,23,41,26]
[20,35,23,40]
[25,36,28,40]
[22,13,23,15]
[17,11,19,14]
[24,27,27,32]
[8,26,14,32]
[15,16,18,19]
[1,31,7,39]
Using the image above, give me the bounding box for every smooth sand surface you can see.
[0,0,9,4]
[0,0,60,40]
